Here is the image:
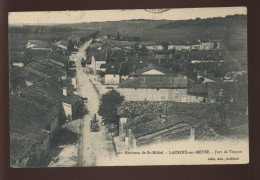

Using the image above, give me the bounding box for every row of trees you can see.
[156,14,247,29]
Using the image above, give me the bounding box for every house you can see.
[191,39,215,50]
[48,54,69,69]
[90,51,107,75]
[27,40,52,52]
[197,71,221,83]
[145,45,164,51]
[12,62,25,67]
[200,40,214,50]
[55,40,69,50]
[118,112,199,148]
[27,60,67,80]
[187,83,208,103]
[117,75,189,102]
[104,62,123,85]
[10,95,59,167]
[22,78,81,120]
[26,40,42,48]
[9,66,49,92]
[191,40,202,50]
[168,42,191,51]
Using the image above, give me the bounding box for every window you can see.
[113,75,116,78]
[135,88,137,90]
[175,93,179,100]
[196,96,198,99]
[219,89,224,96]
[157,88,159,91]
[175,89,179,92]
[161,96,165,100]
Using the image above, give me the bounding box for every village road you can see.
[74,40,117,166]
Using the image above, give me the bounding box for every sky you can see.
[8,7,247,25]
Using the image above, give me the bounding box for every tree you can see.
[217,96,230,134]
[67,39,74,53]
[161,41,169,51]
[98,89,125,126]
[24,48,33,64]
[115,32,121,41]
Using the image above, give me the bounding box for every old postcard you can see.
[9,7,248,167]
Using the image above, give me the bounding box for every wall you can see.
[95,61,106,71]
[49,117,59,139]
[62,102,72,120]
[136,124,191,147]
[117,88,188,102]
[105,74,120,84]
[141,69,165,75]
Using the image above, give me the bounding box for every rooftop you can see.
[105,62,123,74]
[126,112,199,138]
[135,64,170,76]
[119,75,188,89]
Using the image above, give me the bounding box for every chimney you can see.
[62,87,67,96]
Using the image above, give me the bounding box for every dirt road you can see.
[74,40,117,166]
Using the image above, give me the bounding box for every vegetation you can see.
[73,99,89,120]
[156,14,247,29]
[67,39,75,53]
[98,89,125,127]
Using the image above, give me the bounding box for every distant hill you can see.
[156,14,247,29]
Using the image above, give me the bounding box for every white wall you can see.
[141,69,165,75]
[117,88,187,102]
[105,74,120,84]
[96,61,106,71]
[62,102,72,120]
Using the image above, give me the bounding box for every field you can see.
[9,18,247,68]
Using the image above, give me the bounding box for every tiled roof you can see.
[119,62,134,76]
[28,61,66,78]
[126,112,198,138]
[10,129,50,163]
[10,67,47,83]
[187,83,208,94]
[93,51,107,61]
[49,54,68,64]
[105,62,123,74]
[119,76,188,89]
[22,78,80,105]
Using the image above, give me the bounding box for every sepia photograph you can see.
[8,7,248,167]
